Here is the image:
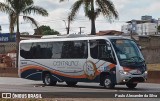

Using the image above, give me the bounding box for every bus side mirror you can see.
[105,46,111,53]
[107,46,111,51]
[106,42,111,51]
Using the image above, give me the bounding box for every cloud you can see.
[118,0,160,19]
[0,0,159,34]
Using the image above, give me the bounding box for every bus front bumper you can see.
[118,71,147,84]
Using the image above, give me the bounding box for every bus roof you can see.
[20,34,130,43]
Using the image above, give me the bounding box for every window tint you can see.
[20,42,62,59]
[90,39,116,63]
[20,40,88,59]
[61,40,88,59]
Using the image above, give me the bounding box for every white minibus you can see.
[19,34,147,89]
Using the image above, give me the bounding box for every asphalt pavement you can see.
[0,77,160,100]
[0,77,160,92]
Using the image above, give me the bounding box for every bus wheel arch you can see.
[42,71,57,86]
[66,81,78,86]
[100,72,115,89]
[126,83,137,89]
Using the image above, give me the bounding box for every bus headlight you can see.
[119,70,129,75]
[144,71,148,74]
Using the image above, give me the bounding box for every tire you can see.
[126,83,137,89]
[102,75,115,89]
[66,81,78,86]
[43,73,57,86]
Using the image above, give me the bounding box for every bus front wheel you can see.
[103,75,115,89]
[43,73,57,86]
[126,83,137,89]
[66,81,77,86]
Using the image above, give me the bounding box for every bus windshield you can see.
[110,39,145,67]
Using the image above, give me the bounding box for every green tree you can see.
[35,25,60,35]
[60,0,118,35]
[0,0,48,67]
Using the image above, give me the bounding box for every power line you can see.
[0,19,128,26]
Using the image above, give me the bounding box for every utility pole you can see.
[63,16,71,34]
[67,16,71,34]
[63,20,67,34]
[79,27,85,34]
[0,25,1,33]
[0,25,2,33]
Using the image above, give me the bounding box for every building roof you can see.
[126,20,151,24]
[20,35,42,40]
[96,30,123,36]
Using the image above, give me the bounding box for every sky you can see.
[0,0,160,35]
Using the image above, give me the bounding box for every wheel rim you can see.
[104,78,111,87]
[45,75,50,85]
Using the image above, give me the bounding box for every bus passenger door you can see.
[87,39,117,82]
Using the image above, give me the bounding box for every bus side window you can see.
[90,40,98,59]
[51,42,63,59]
[62,41,88,59]
[42,48,52,59]
[20,43,32,59]
[30,46,38,59]
[35,45,42,59]
[73,41,88,58]
[61,41,74,59]
[90,39,116,64]
[83,41,88,58]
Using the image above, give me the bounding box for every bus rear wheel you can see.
[103,75,115,89]
[43,73,57,86]
[126,83,137,89]
[66,81,77,86]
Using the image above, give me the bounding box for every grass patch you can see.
[147,64,160,71]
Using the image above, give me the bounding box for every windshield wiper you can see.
[120,59,136,64]
[128,56,145,63]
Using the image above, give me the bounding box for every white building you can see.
[121,16,160,36]
[136,23,157,35]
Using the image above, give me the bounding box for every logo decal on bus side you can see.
[83,61,97,80]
